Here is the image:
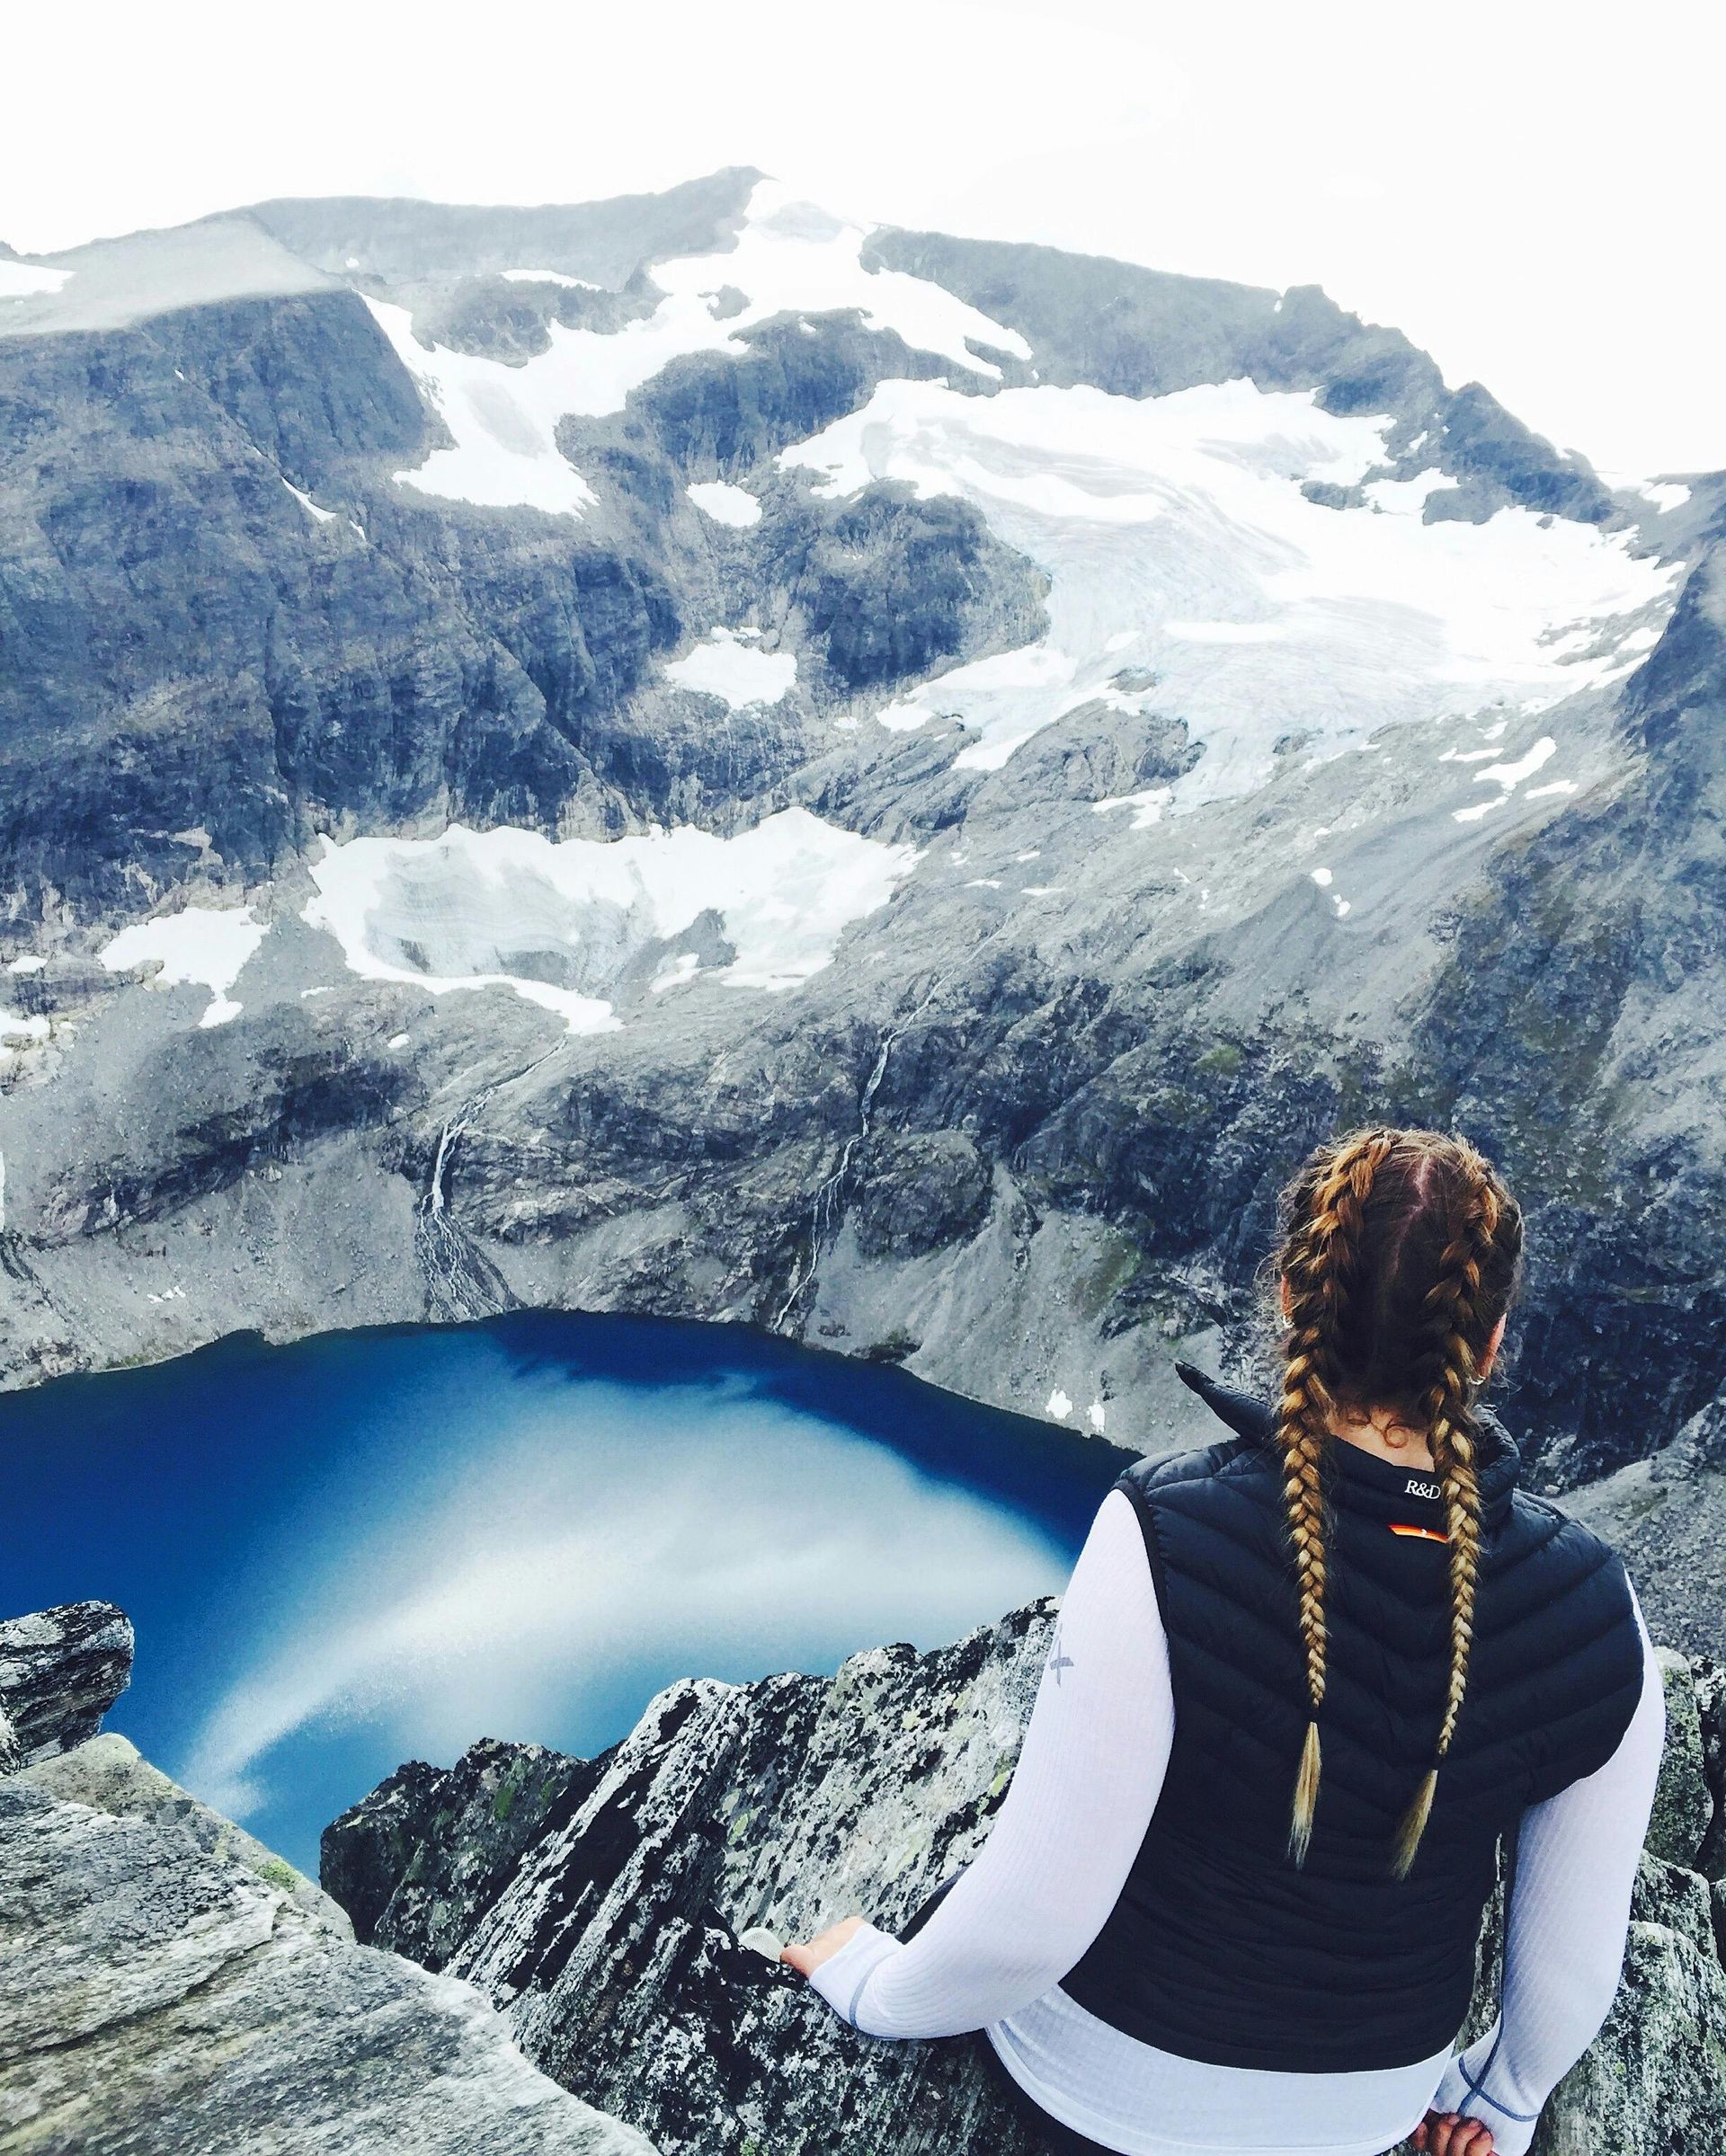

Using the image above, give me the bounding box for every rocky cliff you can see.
[325,1601,1726,2156]
[0,1602,659,2155]
[4,174,1725,1664]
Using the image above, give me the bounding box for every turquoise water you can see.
[1,1313,1127,1872]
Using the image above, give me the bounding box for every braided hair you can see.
[1271,1129,1523,1873]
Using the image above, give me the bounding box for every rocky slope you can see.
[0,1601,659,2155]
[325,1601,1726,2156]
[2,172,1724,1648]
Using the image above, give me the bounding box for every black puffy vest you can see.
[1060,1366,1644,2073]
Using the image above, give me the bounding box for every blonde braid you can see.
[1392,1164,1503,1877]
[1277,1128,1397,1864]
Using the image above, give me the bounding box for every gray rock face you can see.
[19,1730,351,1933]
[327,1606,1056,2154]
[0,1780,659,2155]
[1650,1647,1713,1868]
[0,1601,132,1765]
[324,1603,1726,2155]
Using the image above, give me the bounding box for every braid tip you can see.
[1287,1718,1322,1868]
[1393,1768,1439,1878]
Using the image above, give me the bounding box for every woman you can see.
[783,1129,1662,2156]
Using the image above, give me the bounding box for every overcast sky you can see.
[5,0,1719,475]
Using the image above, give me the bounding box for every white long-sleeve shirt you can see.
[810,1490,1665,2156]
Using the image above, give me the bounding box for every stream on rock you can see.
[2,1313,1126,1869]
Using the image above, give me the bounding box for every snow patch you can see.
[1606,475,1692,514]
[1088,1399,1107,1434]
[780,375,1679,794]
[498,268,602,289]
[1473,738,1558,790]
[0,1007,49,1075]
[0,262,71,299]
[1362,468,1462,516]
[664,626,796,708]
[364,297,601,517]
[7,954,44,974]
[688,480,763,528]
[1045,1389,1073,1420]
[1452,737,1559,823]
[1093,786,1173,829]
[303,808,918,1029]
[283,478,337,525]
[98,905,268,1026]
[649,953,701,994]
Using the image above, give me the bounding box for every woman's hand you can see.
[1412,2113,1496,2154]
[780,1916,864,1976]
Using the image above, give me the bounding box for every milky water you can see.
[1,1314,1124,1871]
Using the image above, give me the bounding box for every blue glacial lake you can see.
[2,1313,1128,1872]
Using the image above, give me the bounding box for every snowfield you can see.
[688,480,763,527]
[98,906,269,1026]
[664,626,796,707]
[781,376,1681,794]
[366,178,1027,518]
[302,808,919,1028]
[0,262,72,299]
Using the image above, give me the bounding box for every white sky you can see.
[4,0,1720,476]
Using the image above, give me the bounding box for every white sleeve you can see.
[807,1487,1174,2039]
[1430,1591,1667,2156]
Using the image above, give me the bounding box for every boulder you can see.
[0,1601,133,1766]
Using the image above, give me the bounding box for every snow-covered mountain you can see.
[1,170,1722,1640]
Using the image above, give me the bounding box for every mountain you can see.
[2,170,1723,1643]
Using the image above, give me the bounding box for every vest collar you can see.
[1173,1360,1519,1532]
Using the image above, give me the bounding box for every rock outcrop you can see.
[0,1601,132,1768]
[0,1606,660,2155]
[325,1602,1726,2155]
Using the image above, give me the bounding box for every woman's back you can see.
[786,1128,1663,2156]
[1062,1376,1644,2076]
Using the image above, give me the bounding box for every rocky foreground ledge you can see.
[325,1604,1726,2156]
[0,1603,656,2156]
[3,1595,1722,2153]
